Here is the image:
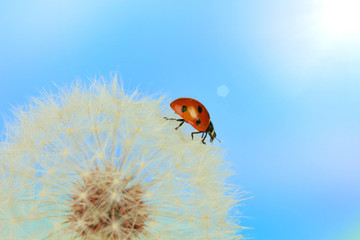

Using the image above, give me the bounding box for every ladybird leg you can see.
[191,131,202,140]
[175,120,185,130]
[163,117,182,121]
[202,132,208,144]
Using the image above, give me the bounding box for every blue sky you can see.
[1,1,360,239]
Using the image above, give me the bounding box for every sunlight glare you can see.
[317,0,360,41]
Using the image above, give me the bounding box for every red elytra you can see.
[164,97,219,144]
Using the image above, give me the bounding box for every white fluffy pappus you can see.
[0,76,245,240]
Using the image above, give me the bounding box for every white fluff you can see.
[0,76,244,239]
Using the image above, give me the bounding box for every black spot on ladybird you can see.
[181,106,187,112]
[198,105,203,113]
[196,119,201,125]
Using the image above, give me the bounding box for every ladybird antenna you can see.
[215,137,221,143]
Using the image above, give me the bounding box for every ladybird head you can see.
[207,121,217,143]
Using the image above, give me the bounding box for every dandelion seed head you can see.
[112,223,118,230]
[0,76,245,239]
[67,167,149,239]
[111,192,118,199]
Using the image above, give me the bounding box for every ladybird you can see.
[164,97,220,144]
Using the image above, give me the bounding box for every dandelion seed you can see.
[0,76,245,239]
